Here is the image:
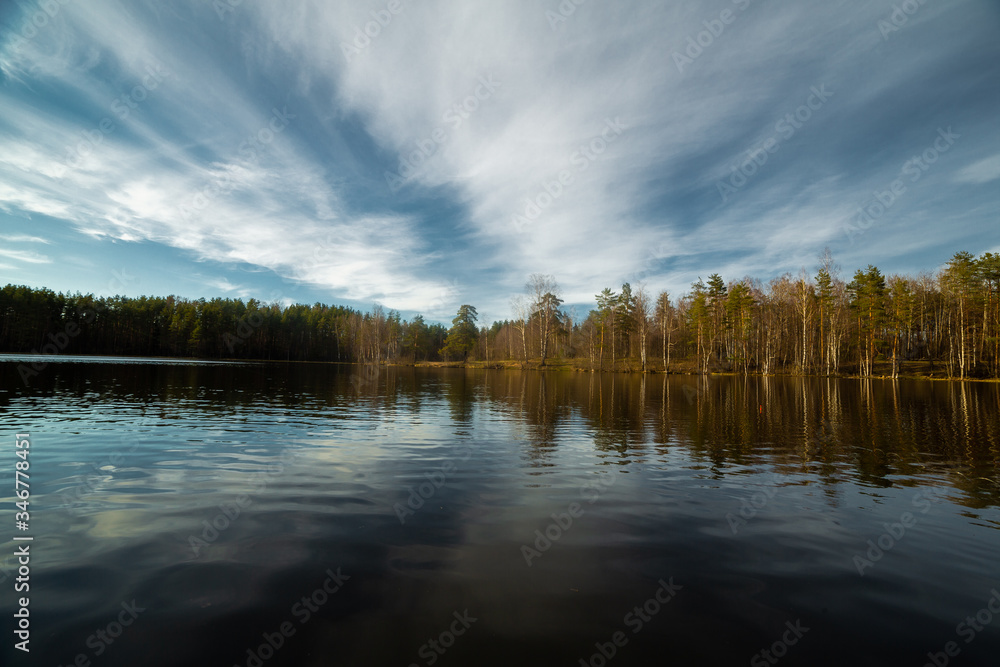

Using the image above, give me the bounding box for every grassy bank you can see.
[405,358,999,382]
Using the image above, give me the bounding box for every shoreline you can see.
[3,352,997,383]
[405,359,1000,383]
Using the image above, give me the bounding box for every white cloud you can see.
[955,154,1000,185]
[247,0,927,312]
[0,0,997,317]
[0,248,52,264]
[0,234,51,244]
[202,277,242,293]
[0,0,453,312]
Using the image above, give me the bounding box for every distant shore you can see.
[403,359,999,383]
[3,353,997,383]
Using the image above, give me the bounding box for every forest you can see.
[2,250,999,380]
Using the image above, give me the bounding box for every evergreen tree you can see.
[847,265,887,376]
[440,305,479,360]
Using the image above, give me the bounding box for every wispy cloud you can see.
[0,234,51,243]
[955,154,1000,185]
[203,277,242,293]
[0,0,997,318]
[0,248,52,264]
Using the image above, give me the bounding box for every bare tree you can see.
[655,291,674,371]
[510,295,530,368]
[526,274,562,366]
[634,286,651,372]
[794,269,814,370]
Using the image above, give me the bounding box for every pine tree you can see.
[440,305,479,360]
[847,265,887,376]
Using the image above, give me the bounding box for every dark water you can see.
[1,357,999,666]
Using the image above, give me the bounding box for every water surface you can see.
[1,357,998,666]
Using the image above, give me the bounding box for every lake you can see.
[1,356,998,666]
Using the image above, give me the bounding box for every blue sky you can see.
[1,0,998,325]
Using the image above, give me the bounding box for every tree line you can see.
[2,249,998,379]
[0,288,448,363]
[484,251,998,379]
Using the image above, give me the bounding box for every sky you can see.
[0,0,998,326]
